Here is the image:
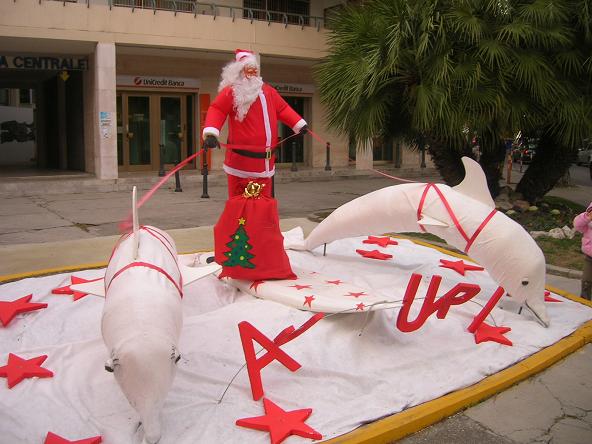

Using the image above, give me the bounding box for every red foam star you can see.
[544,290,562,303]
[0,294,47,327]
[291,284,312,291]
[44,432,102,444]
[473,322,512,346]
[250,280,266,293]
[0,353,54,388]
[355,303,366,311]
[346,292,366,298]
[303,295,315,308]
[326,279,342,285]
[355,249,393,260]
[51,276,100,301]
[236,398,322,444]
[439,259,484,276]
[363,236,398,248]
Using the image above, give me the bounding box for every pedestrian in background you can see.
[573,202,592,300]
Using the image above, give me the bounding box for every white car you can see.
[576,146,592,165]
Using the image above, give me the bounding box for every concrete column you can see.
[85,42,117,179]
[355,139,373,170]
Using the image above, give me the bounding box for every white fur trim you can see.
[236,50,254,61]
[202,127,219,138]
[223,164,275,178]
[292,119,307,134]
[258,93,272,148]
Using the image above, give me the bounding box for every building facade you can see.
[0,0,431,180]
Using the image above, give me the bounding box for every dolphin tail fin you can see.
[132,186,139,260]
[453,157,495,209]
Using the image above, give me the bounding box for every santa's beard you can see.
[232,76,263,121]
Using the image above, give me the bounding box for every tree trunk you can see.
[515,133,573,203]
[426,138,471,186]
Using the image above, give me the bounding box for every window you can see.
[0,89,9,106]
[243,0,310,25]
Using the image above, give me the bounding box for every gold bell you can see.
[243,181,265,198]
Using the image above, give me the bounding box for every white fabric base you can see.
[1,233,591,444]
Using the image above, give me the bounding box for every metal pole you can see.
[201,146,209,198]
[290,140,298,172]
[174,168,182,192]
[325,142,332,171]
[419,137,426,168]
[271,174,275,198]
[158,144,165,176]
[394,142,402,168]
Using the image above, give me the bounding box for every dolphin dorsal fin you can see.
[452,157,495,209]
[132,186,139,259]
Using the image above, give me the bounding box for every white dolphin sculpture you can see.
[76,187,219,444]
[301,157,549,326]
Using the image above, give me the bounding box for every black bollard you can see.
[325,142,332,171]
[290,140,298,172]
[158,144,165,176]
[201,146,210,198]
[271,174,275,198]
[174,168,182,192]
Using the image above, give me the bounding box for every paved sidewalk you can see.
[1,169,591,444]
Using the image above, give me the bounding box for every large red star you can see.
[356,249,393,260]
[44,432,102,444]
[0,294,47,327]
[325,279,342,285]
[290,284,312,291]
[51,276,101,301]
[439,259,484,276]
[544,290,562,303]
[0,353,54,388]
[250,280,266,293]
[363,236,398,248]
[345,292,366,298]
[236,398,322,444]
[473,322,512,346]
[303,295,315,308]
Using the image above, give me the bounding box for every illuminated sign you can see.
[0,55,88,70]
[117,75,201,90]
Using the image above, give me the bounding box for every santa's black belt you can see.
[233,148,275,159]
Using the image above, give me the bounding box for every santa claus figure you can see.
[202,49,308,197]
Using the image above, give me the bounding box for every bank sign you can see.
[117,75,201,90]
[0,55,88,70]
[268,82,315,94]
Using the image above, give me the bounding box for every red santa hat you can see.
[235,49,258,66]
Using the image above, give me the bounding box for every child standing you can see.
[574,203,592,300]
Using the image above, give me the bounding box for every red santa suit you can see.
[203,83,306,196]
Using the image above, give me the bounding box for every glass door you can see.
[159,96,186,166]
[277,96,305,164]
[117,93,153,171]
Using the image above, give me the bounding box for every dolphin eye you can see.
[521,279,529,286]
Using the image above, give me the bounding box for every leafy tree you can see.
[316,0,592,201]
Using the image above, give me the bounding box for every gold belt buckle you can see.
[265,148,272,160]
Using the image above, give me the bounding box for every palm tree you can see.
[316,0,592,201]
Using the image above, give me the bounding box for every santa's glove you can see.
[298,125,309,136]
[204,135,220,150]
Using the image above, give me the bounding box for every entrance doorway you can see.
[116,92,195,171]
[277,96,307,164]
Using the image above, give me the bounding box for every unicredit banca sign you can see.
[117,75,201,90]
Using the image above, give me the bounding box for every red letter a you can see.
[238,321,302,401]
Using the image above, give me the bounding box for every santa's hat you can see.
[235,49,258,66]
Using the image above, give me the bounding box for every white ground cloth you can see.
[1,231,591,444]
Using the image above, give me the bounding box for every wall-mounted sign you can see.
[268,82,315,95]
[117,75,201,90]
[0,55,88,70]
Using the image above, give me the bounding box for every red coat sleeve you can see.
[203,87,234,138]
[269,87,307,133]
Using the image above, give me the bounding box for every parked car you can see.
[520,147,536,163]
[577,146,592,165]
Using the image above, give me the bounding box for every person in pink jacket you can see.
[202,49,307,197]
[573,202,592,300]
